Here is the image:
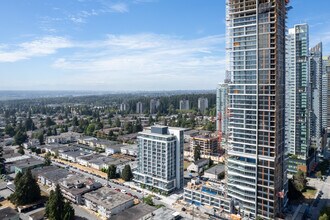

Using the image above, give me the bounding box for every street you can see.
[307,146,330,220]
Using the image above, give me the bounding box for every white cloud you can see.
[52,33,226,90]
[110,3,129,13]
[0,37,72,62]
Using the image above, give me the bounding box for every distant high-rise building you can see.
[120,103,127,112]
[310,42,323,149]
[226,0,288,219]
[136,102,143,114]
[179,99,190,110]
[198,98,208,113]
[133,126,184,193]
[216,83,229,140]
[325,56,330,133]
[322,59,328,132]
[285,24,311,174]
[150,99,160,114]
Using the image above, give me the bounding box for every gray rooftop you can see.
[14,158,44,169]
[204,164,225,175]
[61,150,87,158]
[41,168,70,183]
[89,156,128,166]
[0,207,19,219]
[77,154,105,161]
[83,187,133,210]
[151,207,180,220]
[31,166,60,177]
[106,144,125,150]
[111,203,157,220]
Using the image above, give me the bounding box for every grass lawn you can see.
[302,187,317,200]
[184,161,191,171]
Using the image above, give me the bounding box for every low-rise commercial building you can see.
[111,203,157,220]
[76,154,104,167]
[46,132,81,144]
[37,167,70,188]
[187,159,209,173]
[60,174,102,204]
[59,150,88,163]
[203,164,225,180]
[84,187,134,219]
[120,144,138,156]
[105,144,124,155]
[12,158,44,174]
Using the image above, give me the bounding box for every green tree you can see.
[0,145,5,174]
[293,170,307,192]
[14,130,28,146]
[218,172,225,180]
[208,158,214,168]
[10,169,41,205]
[194,145,201,162]
[121,165,133,181]
[316,171,322,179]
[46,184,75,220]
[4,124,15,137]
[63,201,75,220]
[45,117,55,127]
[85,124,95,136]
[107,165,117,179]
[38,133,44,145]
[319,213,328,220]
[44,153,52,166]
[24,117,35,131]
[18,147,25,155]
[72,116,79,126]
[125,122,133,134]
[14,172,23,186]
[115,118,121,127]
[143,195,154,206]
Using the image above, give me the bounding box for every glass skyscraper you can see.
[285,24,311,174]
[226,0,288,219]
[310,42,323,150]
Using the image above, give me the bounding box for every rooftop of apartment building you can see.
[185,177,226,197]
[139,125,185,139]
[83,187,133,210]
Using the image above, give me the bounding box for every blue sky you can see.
[1,0,330,91]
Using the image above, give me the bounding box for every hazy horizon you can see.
[1,0,330,90]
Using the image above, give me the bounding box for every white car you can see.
[121,189,126,193]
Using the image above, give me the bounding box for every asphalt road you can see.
[307,146,330,220]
